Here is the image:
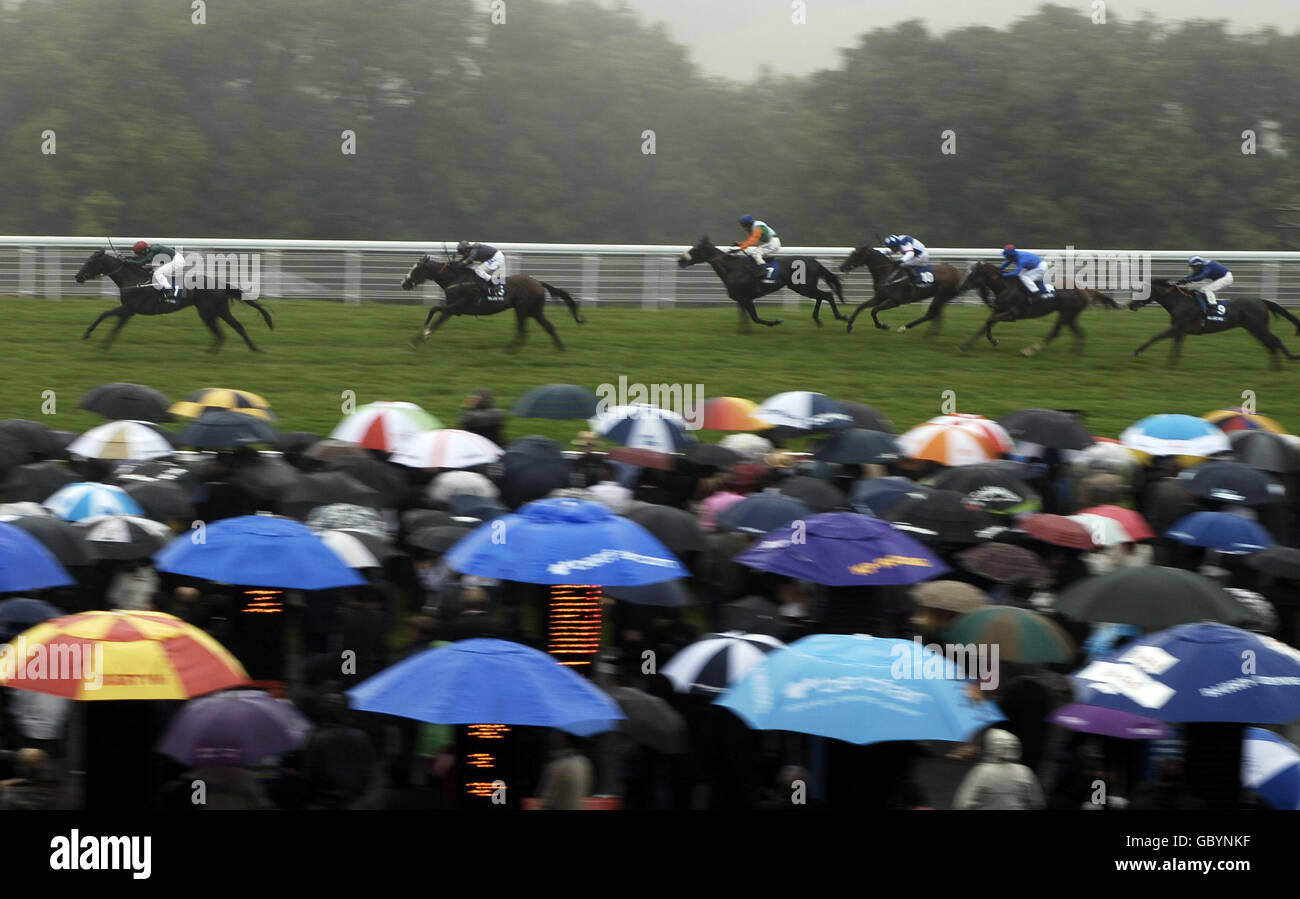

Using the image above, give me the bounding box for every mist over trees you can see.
[2,0,1296,247]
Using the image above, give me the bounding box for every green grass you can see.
[3,296,1297,441]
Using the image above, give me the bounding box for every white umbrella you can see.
[66,421,171,462]
[319,530,381,569]
[428,470,499,504]
[390,429,502,470]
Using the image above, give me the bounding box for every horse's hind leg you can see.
[900,296,947,335]
[1245,324,1293,368]
[1067,314,1085,353]
[200,311,225,353]
[534,312,565,352]
[1165,334,1185,369]
[505,308,529,353]
[219,307,261,352]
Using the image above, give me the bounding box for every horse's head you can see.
[1130,278,1176,310]
[74,249,112,284]
[401,255,439,290]
[678,236,716,268]
[840,245,889,274]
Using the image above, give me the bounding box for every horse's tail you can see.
[1265,301,1300,336]
[819,266,846,304]
[540,282,584,324]
[234,290,274,330]
[1089,290,1121,310]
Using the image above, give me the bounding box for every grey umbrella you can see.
[608,686,688,755]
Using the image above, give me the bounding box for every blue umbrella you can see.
[0,523,75,594]
[716,490,811,536]
[1072,622,1300,723]
[1164,511,1274,554]
[734,512,948,586]
[0,597,65,643]
[154,514,365,590]
[591,405,693,452]
[512,384,600,420]
[445,497,688,586]
[44,482,144,521]
[1179,461,1286,507]
[1242,727,1300,809]
[717,633,1004,744]
[850,477,927,517]
[347,638,624,736]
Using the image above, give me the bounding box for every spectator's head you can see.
[15,748,47,781]
[459,586,489,612]
[464,388,493,410]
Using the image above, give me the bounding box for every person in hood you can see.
[951,728,1046,810]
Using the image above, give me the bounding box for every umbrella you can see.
[716,491,812,536]
[911,580,988,614]
[1049,704,1173,740]
[717,633,1004,744]
[1018,513,1099,551]
[1055,566,1251,631]
[1245,546,1300,580]
[943,606,1076,664]
[720,596,780,633]
[701,397,769,432]
[1073,441,1140,476]
[276,431,328,458]
[1164,511,1273,554]
[622,504,705,555]
[78,383,175,423]
[590,405,693,452]
[66,421,172,462]
[1076,505,1155,541]
[850,477,926,517]
[154,514,366,590]
[304,503,389,539]
[661,631,784,694]
[401,508,454,532]
[883,489,1005,544]
[390,429,503,470]
[319,530,381,569]
[3,462,79,503]
[429,470,499,505]
[330,401,441,452]
[608,686,688,754]
[170,387,274,420]
[1178,461,1286,506]
[1242,728,1300,809]
[777,475,846,513]
[0,597,65,644]
[175,409,279,448]
[405,524,471,555]
[446,497,688,586]
[604,578,691,607]
[0,503,51,519]
[512,384,601,420]
[926,414,1013,454]
[445,495,508,524]
[76,515,175,561]
[753,392,853,432]
[998,408,1095,452]
[320,455,408,508]
[0,610,248,700]
[1072,622,1300,722]
[45,482,144,521]
[2,515,93,567]
[812,429,901,465]
[954,543,1052,586]
[929,465,1040,514]
[1203,408,1285,434]
[1227,430,1300,474]
[157,689,313,767]
[1120,414,1231,464]
[122,481,196,523]
[275,472,384,520]
[1067,513,1134,547]
[347,638,624,735]
[834,401,895,434]
[221,457,301,504]
[0,420,59,461]
[682,443,743,471]
[608,446,674,471]
[898,421,1001,467]
[302,439,370,464]
[718,433,774,462]
[735,512,948,586]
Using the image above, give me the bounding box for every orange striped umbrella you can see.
[702,397,771,432]
[900,422,1001,467]
[0,610,247,700]
[926,414,1013,454]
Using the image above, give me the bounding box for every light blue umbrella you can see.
[716,633,1003,744]
[154,514,365,590]
[1243,727,1300,809]
[44,482,144,521]
[1164,511,1274,554]
[347,638,624,736]
[445,497,688,586]
[1119,413,1231,459]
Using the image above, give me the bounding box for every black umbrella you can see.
[604,579,691,607]
[1227,431,1300,474]
[682,443,743,471]
[123,481,196,522]
[722,595,780,635]
[835,401,895,434]
[78,383,174,423]
[3,461,79,502]
[1179,460,1286,506]
[225,457,302,504]
[1246,546,1300,580]
[930,465,1041,514]
[176,410,279,449]
[275,431,329,465]
[108,459,196,488]
[512,384,600,420]
[1,515,93,567]
[323,455,409,508]
[401,508,454,532]
[0,420,59,461]
[1055,566,1251,631]
[405,525,472,554]
[445,495,508,523]
[608,686,688,755]
[777,476,847,513]
[76,515,173,561]
[813,429,901,465]
[499,436,572,508]
[883,489,1006,544]
[277,472,384,519]
[0,437,28,475]
[998,408,1094,451]
[623,504,705,555]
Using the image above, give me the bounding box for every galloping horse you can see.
[677,237,846,329]
[75,249,273,352]
[1129,279,1300,369]
[402,256,583,353]
[839,245,968,334]
[957,262,1119,355]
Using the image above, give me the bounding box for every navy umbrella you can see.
[176,410,279,449]
[0,597,64,643]
[813,429,901,465]
[512,384,601,420]
[1164,511,1274,554]
[499,436,572,508]
[850,477,927,517]
[1179,461,1286,507]
[717,491,812,536]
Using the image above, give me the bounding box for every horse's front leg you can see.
[872,297,899,330]
[411,308,452,347]
[84,306,123,339]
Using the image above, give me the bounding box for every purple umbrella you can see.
[734,512,949,586]
[157,689,314,767]
[1049,703,1172,740]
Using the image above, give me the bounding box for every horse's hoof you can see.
[897,326,908,334]
[875,323,888,331]
[1131,350,1141,357]
[990,340,999,347]
[813,318,823,328]
[1021,347,1035,357]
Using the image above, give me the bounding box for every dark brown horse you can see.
[1129,279,1300,369]
[958,261,1119,355]
[840,245,968,334]
[401,256,583,353]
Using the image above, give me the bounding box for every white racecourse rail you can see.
[1,236,1298,308]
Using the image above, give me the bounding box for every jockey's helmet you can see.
[457,240,471,254]
[1002,244,1017,258]
[1188,255,1206,268]
[884,234,900,247]
[739,215,755,229]
[132,241,149,255]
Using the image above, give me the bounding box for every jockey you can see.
[999,244,1054,299]
[454,240,506,300]
[1178,255,1233,315]
[129,240,186,303]
[735,215,781,280]
[883,234,930,285]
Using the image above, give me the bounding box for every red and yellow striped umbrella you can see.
[0,610,248,700]
[1203,408,1285,435]
[702,397,771,432]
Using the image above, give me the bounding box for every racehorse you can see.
[839,245,968,335]
[677,237,847,329]
[957,261,1119,355]
[401,256,584,353]
[74,249,273,352]
[1128,279,1300,369]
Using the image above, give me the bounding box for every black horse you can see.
[401,256,583,352]
[839,245,970,334]
[677,237,846,329]
[75,249,273,352]
[958,262,1119,355]
[1128,278,1300,368]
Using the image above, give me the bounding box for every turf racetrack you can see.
[4,297,1297,442]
